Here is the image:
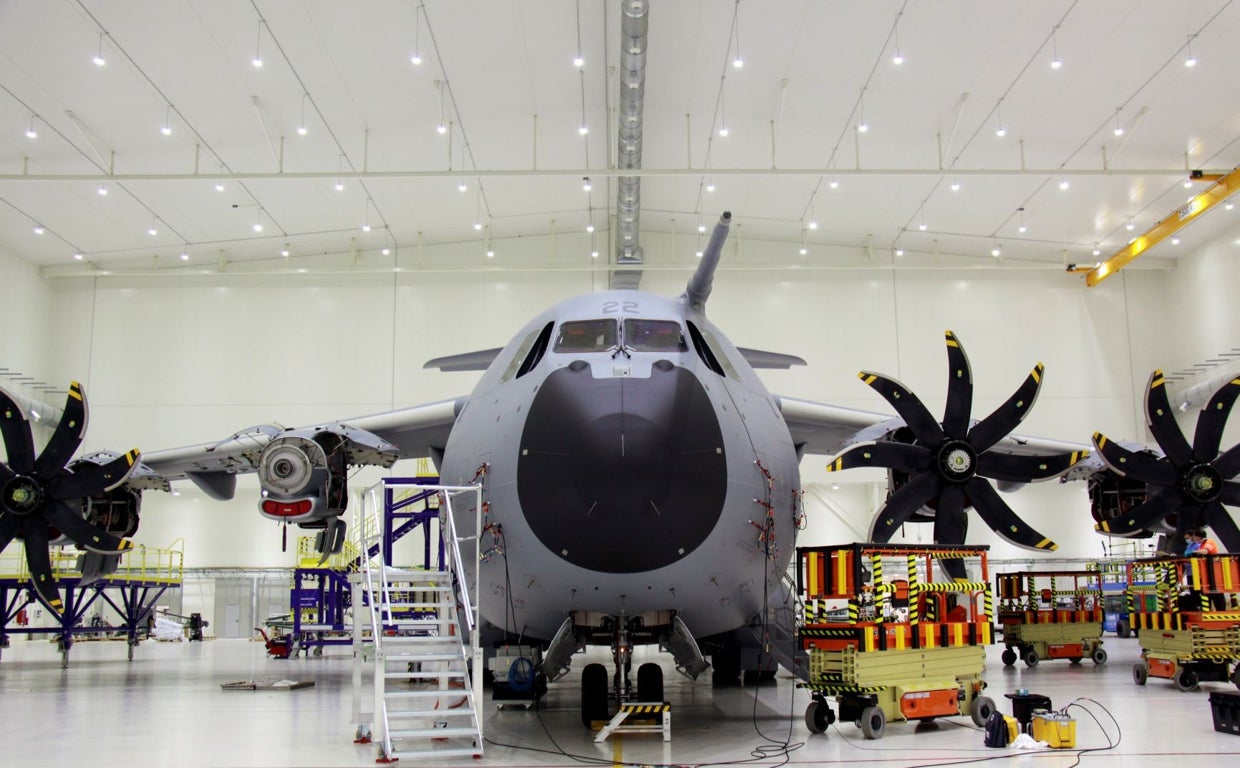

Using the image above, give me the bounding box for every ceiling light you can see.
[486,249,494,258]
[895,248,904,256]
[1171,237,1180,245]
[807,220,818,230]
[586,224,595,233]
[73,253,83,261]
[1226,202,1235,211]
[252,21,264,68]
[458,180,468,192]
[214,180,225,192]
[411,53,422,65]
[831,483,840,491]
[253,222,263,233]
[582,177,592,191]
[280,245,290,257]
[361,223,370,233]
[918,221,927,231]
[334,180,344,192]
[1059,179,1070,191]
[1017,207,1027,233]
[297,93,309,136]
[97,184,108,196]
[1018,224,1027,233]
[578,124,589,135]
[381,246,391,256]
[892,52,903,66]
[437,122,447,135]
[1185,35,1198,68]
[1113,111,1124,136]
[799,247,808,255]
[25,116,37,139]
[1125,219,1135,231]
[695,250,703,258]
[473,221,483,231]
[148,223,158,236]
[33,225,44,235]
[1050,27,1062,70]
[574,54,584,68]
[92,33,106,66]
[180,251,189,261]
[706,180,716,193]
[995,99,1005,137]
[733,55,744,68]
[297,125,307,136]
[411,7,422,65]
[829,179,839,190]
[1092,246,1101,256]
[732,15,744,68]
[697,224,706,234]
[991,244,1002,257]
[591,250,599,258]
[950,179,960,192]
[1184,179,1194,189]
[718,125,729,137]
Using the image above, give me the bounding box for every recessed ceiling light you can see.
[381,246,391,256]
[895,248,904,256]
[486,249,494,258]
[33,225,44,234]
[253,223,263,233]
[799,247,808,255]
[180,252,189,261]
[829,179,839,190]
[586,224,595,233]
[214,181,225,192]
[334,180,344,192]
[97,184,108,196]
[807,221,818,230]
[697,224,706,234]
[148,225,158,236]
[1171,237,1180,245]
[73,253,83,260]
[706,180,715,193]
[573,55,584,68]
[297,125,307,136]
[732,55,744,68]
[718,126,729,137]
[473,222,483,231]
[1059,179,1070,190]
[437,123,447,135]
[591,250,599,258]
[578,125,589,135]
[411,53,422,66]
[361,223,371,232]
[280,246,290,257]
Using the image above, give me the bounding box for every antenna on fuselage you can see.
[683,211,731,311]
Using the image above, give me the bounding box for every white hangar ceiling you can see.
[1,1,1239,279]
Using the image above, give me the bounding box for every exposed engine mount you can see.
[1087,468,1153,536]
[257,432,349,524]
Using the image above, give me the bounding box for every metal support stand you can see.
[594,702,671,743]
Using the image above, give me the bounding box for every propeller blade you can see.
[933,486,969,581]
[49,449,141,500]
[0,512,20,553]
[1194,377,1240,460]
[1205,501,1240,554]
[932,484,967,544]
[857,371,945,446]
[0,459,12,484]
[978,449,1090,483]
[827,441,931,475]
[967,363,1045,452]
[0,388,36,474]
[21,518,64,614]
[43,500,132,554]
[964,477,1057,551]
[1144,370,1194,466]
[1217,443,1240,480]
[1221,481,1239,507]
[1094,485,1184,536]
[941,331,974,439]
[33,382,88,481]
[868,471,941,542]
[1091,432,1177,486]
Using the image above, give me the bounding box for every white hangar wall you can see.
[31,220,1238,575]
[0,246,54,386]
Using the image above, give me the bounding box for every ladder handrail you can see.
[437,486,481,633]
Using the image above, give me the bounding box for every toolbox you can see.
[1031,712,1076,748]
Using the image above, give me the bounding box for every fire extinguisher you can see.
[16,608,28,626]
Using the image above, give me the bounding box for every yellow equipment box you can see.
[1031,712,1076,748]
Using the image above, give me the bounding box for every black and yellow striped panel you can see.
[620,703,670,714]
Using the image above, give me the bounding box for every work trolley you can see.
[1127,553,1240,692]
[796,543,996,739]
[996,569,1107,668]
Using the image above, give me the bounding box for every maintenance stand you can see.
[796,543,996,739]
[1128,553,1240,692]
[0,541,183,666]
[996,569,1107,667]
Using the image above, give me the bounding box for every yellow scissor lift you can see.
[1127,553,1240,692]
[796,543,997,739]
[996,570,1107,668]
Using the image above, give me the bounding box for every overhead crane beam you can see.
[1085,165,1240,287]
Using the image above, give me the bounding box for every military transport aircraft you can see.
[2,212,1236,723]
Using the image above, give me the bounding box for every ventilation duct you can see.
[612,0,648,290]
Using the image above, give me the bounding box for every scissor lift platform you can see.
[796,543,996,739]
[1127,554,1240,692]
[996,570,1107,667]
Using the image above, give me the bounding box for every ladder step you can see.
[381,670,468,681]
[383,652,463,662]
[388,746,481,760]
[389,727,479,739]
[384,689,472,699]
[386,708,476,718]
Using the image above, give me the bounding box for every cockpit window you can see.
[623,319,687,352]
[553,319,618,352]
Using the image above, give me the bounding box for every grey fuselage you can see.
[438,289,799,644]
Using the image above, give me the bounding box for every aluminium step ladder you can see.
[352,482,485,763]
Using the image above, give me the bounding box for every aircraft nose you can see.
[518,361,727,573]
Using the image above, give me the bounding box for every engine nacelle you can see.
[1087,468,1155,537]
[257,433,348,525]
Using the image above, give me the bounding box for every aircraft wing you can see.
[134,397,465,498]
